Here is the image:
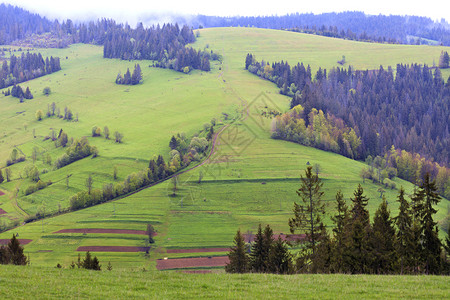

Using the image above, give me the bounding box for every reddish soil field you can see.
[76,246,150,252]
[0,239,32,245]
[0,190,5,196]
[167,247,230,254]
[54,228,152,235]
[0,208,7,215]
[243,233,305,242]
[156,256,229,270]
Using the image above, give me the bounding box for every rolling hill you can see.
[0,27,449,271]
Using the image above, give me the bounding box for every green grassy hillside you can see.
[0,27,449,270]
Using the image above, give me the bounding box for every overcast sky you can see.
[3,0,449,24]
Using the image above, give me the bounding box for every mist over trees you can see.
[194,12,450,46]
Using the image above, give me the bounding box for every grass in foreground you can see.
[0,265,449,299]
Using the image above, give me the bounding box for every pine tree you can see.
[169,136,178,150]
[411,173,443,274]
[310,225,332,273]
[369,199,397,274]
[267,236,293,274]
[7,234,27,265]
[82,251,92,269]
[289,166,325,254]
[330,190,349,272]
[250,224,267,272]
[225,229,249,273]
[394,187,415,274]
[0,169,4,184]
[123,68,131,85]
[344,184,371,274]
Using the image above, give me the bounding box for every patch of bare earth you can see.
[0,239,32,245]
[156,256,229,270]
[167,248,230,254]
[0,208,7,215]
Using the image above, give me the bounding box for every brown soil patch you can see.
[167,248,230,254]
[54,228,153,235]
[156,256,229,270]
[76,246,150,252]
[0,208,7,215]
[0,190,5,196]
[243,233,305,242]
[0,239,32,245]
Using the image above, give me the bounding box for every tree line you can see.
[0,52,61,89]
[361,147,450,200]
[246,55,450,167]
[227,167,450,275]
[288,25,400,44]
[69,121,216,211]
[271,105,361,159]
[194,11,450,46]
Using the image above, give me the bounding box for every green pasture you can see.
[0,28,449,269]
[1,265,449,299]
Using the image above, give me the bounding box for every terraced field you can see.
[0,27,449,271]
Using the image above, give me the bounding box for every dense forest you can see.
[0,3,54,44]
[227,167,450,275]
[103,23,214,72]
[0,52,61,89]
[246,54,450,167]
[194,12,450,45]
[0,5,215,73]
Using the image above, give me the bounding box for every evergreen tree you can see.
[0,169,3,184]
[369,199,397,274]
[250,224,268,272]
[225,229,250,273]
[7,234,27,265]
[24,87,33,99]
[411,173,443,274]
[312,225,332,273]
[267,236,293,274]
[131,64,142,85]
[289,166,325,254]
[330,190,349,272]
[343,184,371,274]
[394,187,415,274]
[169,136,179,150]
[123,68,131,85]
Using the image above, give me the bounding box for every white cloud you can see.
[3,0,448,23]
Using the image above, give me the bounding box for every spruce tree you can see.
[82,251,92,269]
[267,236,293,274]
[225,229,249,273]
[394,187,415,274]
[344,184,371,274]
[369,199,397,274]
[169,136,178,150]
[289,166,325,254]
[250,224,267,272]
[0,169,4,184]
[411,173,443,274]
[7,234,27,265]
[330,190,349,272]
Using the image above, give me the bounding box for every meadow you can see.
[1,265,449,299]
[0,27,449,270]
